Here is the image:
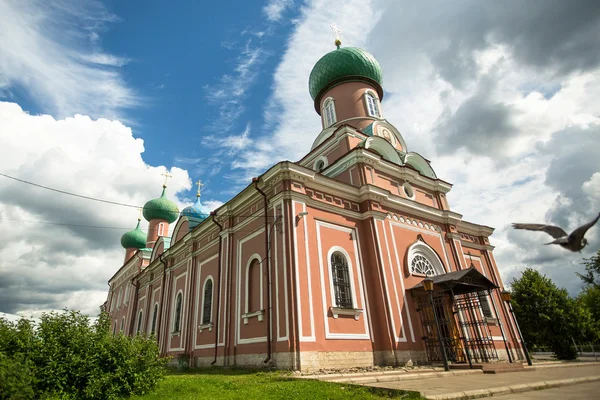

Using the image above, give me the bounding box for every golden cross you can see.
[137,207,143,221]
[196,180,204,197]
[161,171,172,187]
[329,23,342,47]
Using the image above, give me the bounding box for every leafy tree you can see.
[577,250,600,288]
[0,310,167,400]
[510,268,594,359]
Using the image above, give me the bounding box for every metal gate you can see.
[454,291,498,363]
[416,294,465,363]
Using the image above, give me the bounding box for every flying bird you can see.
[512,213,600,252]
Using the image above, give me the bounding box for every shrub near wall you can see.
[0,310,167,400]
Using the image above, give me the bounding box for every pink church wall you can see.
[320,82,380,131]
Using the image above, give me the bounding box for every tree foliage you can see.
[510,268,596,360]
[0,310,167,400]
[577,250,600,288]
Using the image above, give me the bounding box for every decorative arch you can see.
[405,238,446,277]
[405,152,437,179]
[157,222,165,236]
[150,236,171,263]
[313,155,329,172]
[171,217,190,246]
[149,302,159,335]
[363,136,403,165]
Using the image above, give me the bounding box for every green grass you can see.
[130,368,424,400]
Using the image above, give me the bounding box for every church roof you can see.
[410,267,498,295]
[143,186,179,223]
[309,47,383,102]
[181,196,210,221]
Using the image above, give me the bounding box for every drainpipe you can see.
[186,249,197,368]
[211,211,224,365]
[253,176,272,364]
[157,254,168,355]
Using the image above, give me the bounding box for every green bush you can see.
[0,310,167,400]
[551,340,578,360]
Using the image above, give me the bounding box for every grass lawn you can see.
[131,368,424,400]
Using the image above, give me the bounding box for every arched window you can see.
[110,292,116,312]
[117,287,123,308]
[365,92,381,118]
[113,321,117,335]
[313,156,328,173]
[322,98,337,128]
[330,252,353,309]
[150,303,158,334]
[411,254,435,276]
[407,242,446,276]
[136,310,143,334]
[124,284,130,305]
[158,222,165,236]
[202,279,213,325]
[247,259,261,313]
[120,317,125,333]
[173,292,183,332]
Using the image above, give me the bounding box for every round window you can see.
[402,182,414,198]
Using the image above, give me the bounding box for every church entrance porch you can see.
[411,267,502,368]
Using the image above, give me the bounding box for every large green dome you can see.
[120,220,147,249]
[309,47,383,102]
[143,186,179,223]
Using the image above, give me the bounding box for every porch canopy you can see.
[410,267,498,295]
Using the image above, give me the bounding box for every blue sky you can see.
[1,0,599,317]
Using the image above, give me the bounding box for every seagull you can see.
[512,213,600,252]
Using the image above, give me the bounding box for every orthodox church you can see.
[104,42,527,371]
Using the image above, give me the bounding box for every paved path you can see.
[365,364,600,399]
[489,380,600,399]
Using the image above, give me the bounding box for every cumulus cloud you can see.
[0,102,195,317]
[0,0,138,119]
[263,0,293,22]
[233,0,600,295]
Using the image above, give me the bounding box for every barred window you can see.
[478,292,494,319]
[151,304,158,334]
[136,310,143,334]
[173,293,183,332]
[202,279,213,325]
[331,252,353,309]
[411,254,435,276]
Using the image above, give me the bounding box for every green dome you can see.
[309,47,383,102]
[143,186,180,223]
[120,220,147,249]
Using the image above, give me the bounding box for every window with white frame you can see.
[247,259,261,313]
[120,317,125,333]
[313,156,328,172]
[158,222,165,236]
[330,252,353,309]
[150,303,158,334]
[478,292,494,319]
[322,98,337,128]
[365,92,381,118]
[117,287,123,308]
[136,310,143,334]
[407,242,445,277]
[124,284,130,304]
[173,292,183,332]
[202,278,213,325]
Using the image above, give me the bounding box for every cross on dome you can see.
[196,180,204,197]
[329,23,342,48]
[161,171,172,188]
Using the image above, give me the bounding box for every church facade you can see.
[105,44,526,371]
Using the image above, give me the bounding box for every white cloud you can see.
[0,0,138,119]
[235,0,600,295]
[263,0,293,22]
[0,101,197,317]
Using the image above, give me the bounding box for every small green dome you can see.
[309,47,383,102]
[143,186,179,223]
[120,220,147,249]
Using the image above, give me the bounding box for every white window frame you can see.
[158,222,165,236]
[172,291,184,333]
[313,156,329,172]
[322,97,337,128]
[243,254,264,324]
[124,284,130,305]
[117,287,123,308]
[149,303,159,334]
[407,242,446,277]
[199,276,214,331]
[364,90,381,118]
[326,246,363,320]
[120,317,125,333]
[136,310,144,334]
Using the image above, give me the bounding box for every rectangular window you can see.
[478,292,494,319]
